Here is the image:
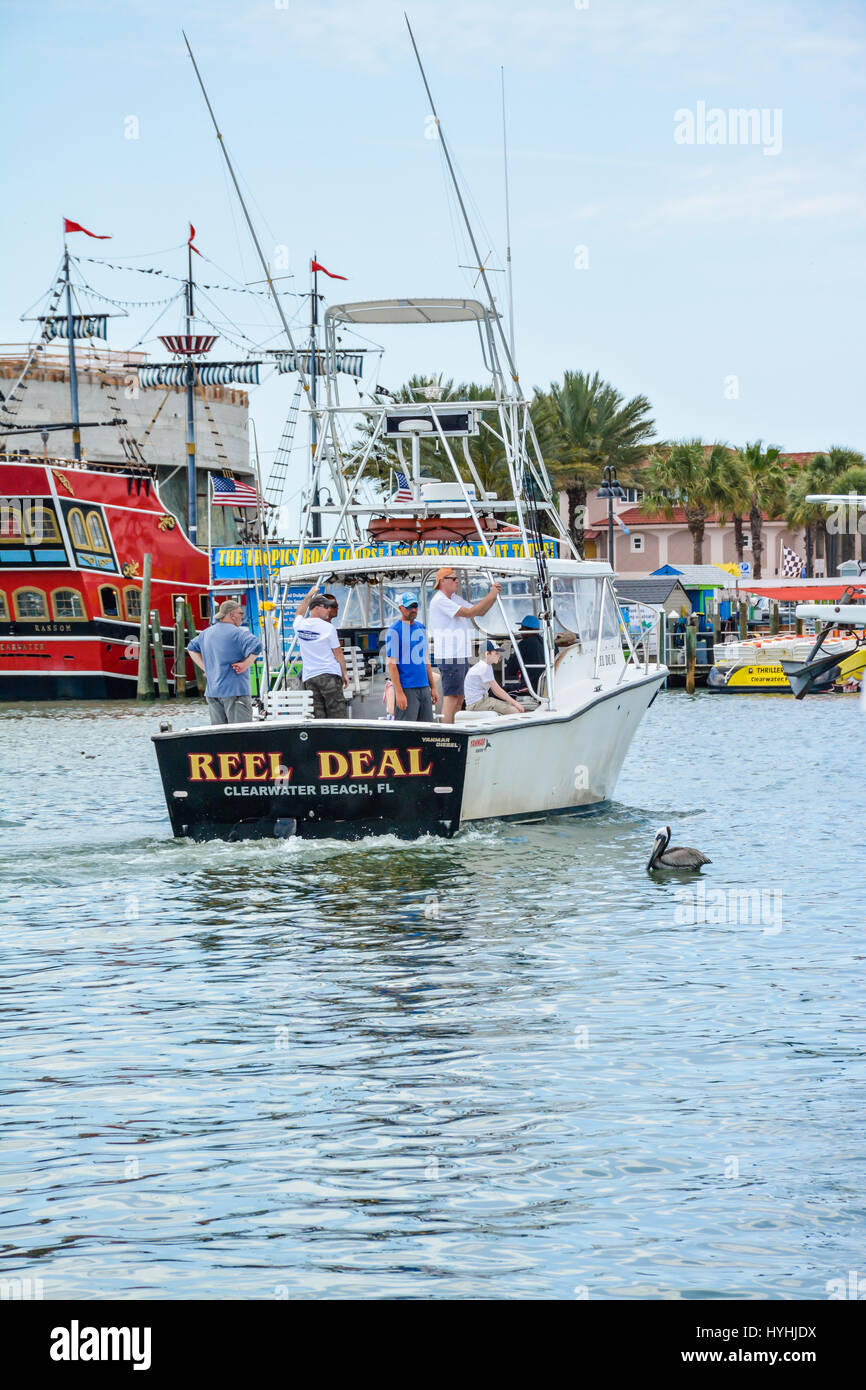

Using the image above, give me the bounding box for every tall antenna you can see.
[182,31,310,400]
[404,13,521,392]
[501,67,515,361]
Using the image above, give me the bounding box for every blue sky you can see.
[2,0,864,501]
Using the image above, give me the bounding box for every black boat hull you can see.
[153,720,469,841]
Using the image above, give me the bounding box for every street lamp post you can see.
[596,464,626,571]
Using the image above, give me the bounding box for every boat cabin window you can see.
[466,573,538,635]
[198,595,210,619]
[86,513,110,554]
[600,582,621,641]
[99,585,122,618]
[124,587,142,621]
[0,592,8,621]
[67,508,88,549]
[13,587,48,620]
[51,588,86,620]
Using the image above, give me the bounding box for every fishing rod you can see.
[182,31,311,400]
[404,14,520,393]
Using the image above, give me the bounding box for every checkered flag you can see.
[781,544,804,577]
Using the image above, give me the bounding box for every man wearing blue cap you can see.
[385,592,438,722]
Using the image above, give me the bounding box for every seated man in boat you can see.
[464,643,526,717]
[428,566,502,724]
[385,592,439,722]
[187,599,262,725]
[293,587,351,719]
[503,613,545,699]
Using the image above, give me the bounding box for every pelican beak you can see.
[647,832,665,870]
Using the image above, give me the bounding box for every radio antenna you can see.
[501,67,515,361]
[404,13,520,391]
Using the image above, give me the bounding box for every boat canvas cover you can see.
[42,315,108,340]
[137,363,261,388]
[327,299,492,325]
[274,351,363,378]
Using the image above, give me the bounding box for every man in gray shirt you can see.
[188,599,262,724]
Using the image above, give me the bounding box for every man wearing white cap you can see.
[385,592,438,722]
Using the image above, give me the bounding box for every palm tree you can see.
[784,473,825,577]
[832,463,866,564]
[804,447,866,572]
[532,370,655,555]
[642,440,736,564]
[735,440,787,578]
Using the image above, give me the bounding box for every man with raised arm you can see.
[428,566,502,724]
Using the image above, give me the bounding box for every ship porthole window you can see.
[13,587,48,620]
[52,588,86,621]
[68,508,88,548]
[124,587,142,621]
[0,592,8,621]
[99,585,121,618]
[86,512,110,554]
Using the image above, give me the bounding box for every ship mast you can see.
[185,239,198,545]
[310,256,321,539]
[62,243,82,462]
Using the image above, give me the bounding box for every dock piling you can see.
[174,598,187,697]
[685,617,697,694]
[150,610,169,699]
[184,600,206,694]
[136,552,154,700]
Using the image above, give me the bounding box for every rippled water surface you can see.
[1,691,864,1299]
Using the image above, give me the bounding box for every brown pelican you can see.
[647,825,711,871]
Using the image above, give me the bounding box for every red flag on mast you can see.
[311,259,347,280]
[63,218,111,239]
[188,224,203,257]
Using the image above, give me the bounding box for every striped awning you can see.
[137,363,261,388]
[42,315,108,340]
[274,350,363,378]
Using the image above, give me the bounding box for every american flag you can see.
[781,543,805,578]
[211,474,260,508]
[391,470,413,502]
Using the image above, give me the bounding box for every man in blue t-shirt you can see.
[188,599,262,724]
[385,592,438,722]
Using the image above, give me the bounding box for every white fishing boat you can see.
[151,30,668,841]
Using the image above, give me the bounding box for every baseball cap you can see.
[519,614,541,630]
[398,591,419,608]
[434,566,457,589]
[485,641,502,654]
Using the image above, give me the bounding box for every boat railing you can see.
[616,594,663,683]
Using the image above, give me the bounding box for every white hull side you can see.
[459,670,664,823]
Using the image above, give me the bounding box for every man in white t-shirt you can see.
[428,566,503,724]
[464,642,525,716]
[293,587,350,718]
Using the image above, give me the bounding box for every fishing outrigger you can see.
[151,24,669,841]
